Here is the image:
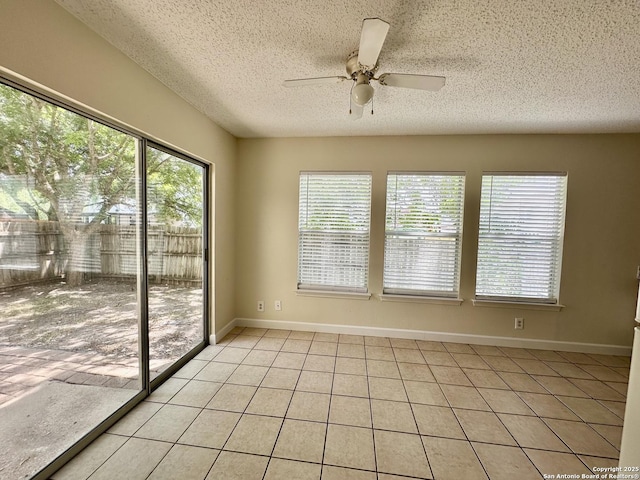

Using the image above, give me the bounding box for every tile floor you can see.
[51,327,631,480]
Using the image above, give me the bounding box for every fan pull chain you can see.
[371,96,374,115]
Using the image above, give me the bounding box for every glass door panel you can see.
[146,145,205,379]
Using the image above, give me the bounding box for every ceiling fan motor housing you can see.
[346,50,376,79]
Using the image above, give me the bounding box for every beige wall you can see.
[237,134,640,348]
[0,0,237,334]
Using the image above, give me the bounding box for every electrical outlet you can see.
[514,317,524,329]
[257,300,265,312]
[275,300,282,311]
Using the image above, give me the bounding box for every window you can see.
[384,172,465,297]
[297,172,372,293]
[475,173,568,304]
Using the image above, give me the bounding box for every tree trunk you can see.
[63,229,91,287]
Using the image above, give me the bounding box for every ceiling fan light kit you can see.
[283,17,446,118]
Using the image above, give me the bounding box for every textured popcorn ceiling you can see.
[55,0,640,138]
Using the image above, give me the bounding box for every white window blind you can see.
[475,173,568,303]
[298,172,372,292]
[384,172,465,297]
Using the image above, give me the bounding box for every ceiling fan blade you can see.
[350,97,363,120]
[378,73,446,91]
[283,76,349,87]
[357,18,390,71]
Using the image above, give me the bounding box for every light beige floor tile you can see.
[578,455,620,471]
[524,449,592,476]
[52,433,128,480]
[375,430,431,478]
[605,381,628,397]
[272,419,326,463]
[578,364,628,382]
[329,395,372,427]
[557,396,623,425]
[242,349,278,366]
[397,363,435,382]
[339,334,365,345]
[228,335,260,349]
[229,327,245,335]
[194,362,237,383]
[454,409,516,445]
[264,458,321,480]
[205,384,256,412]
[477,388,535,415]
[421,351,457,366]
[512,358,559,376]
[108,401,163,435]
[393,348,426,364]
[272,352,306,369]
[332,374,369,397]
[481,355,524,373]
[364,336,391,347]
[314,332,339,342]
[452,353,490,370]
[86,438,171,480]
[588,354,631,368]
[463,369,509,389]
[517,392,581,420]
[134,404,200,442]
[546,361,596,379]
[497,372,548,393]
[195,345,224,361]
[416,340,447,352]
[335,357,367,375]
[303,354,336,373]
[470,345,505,356]
[322,465,376,480]
[371,399,417,433]
[569,379,626,401]
[214,347,251,364]
[430,365,472,386]
[472,442,541,480]
[324,424,376,471]
[223,414,283,455]
[390,338,419,349]
[443,343,475,354]
[527,349,565,362]
[600,400,626,419]
[261,367,300,389]
[253,337,285,352]
[411,404,465,439]
[296,370,333,393]
[404,380,448,406]
[498,347,536,359]
[423,436,487,480]
[264,329,291,338]
[281,339,311,354]
[498,414,569,451]
[146,378,189,403]
[368,377,408,402]
[205,451,268,480]
[544,418,619,457]
[242,327,268,337]
[440,384,491,411]
[309,341,338,356]
[173,359,209,379]
[366,359,401,379]
[245,387,293,417]
[365,346,395,361]
[287,391,330,422]
[288,331,315,340]
[226,365,268,386]
[557,351,600,364]
[147,444,219,480]
[532,375,590,397]
[590,424,623,450]
[178,409,240,448]
[337,343,366,358]
[168,380,222,407]
[216,334,236,345]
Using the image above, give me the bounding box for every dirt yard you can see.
[0,279,203,362]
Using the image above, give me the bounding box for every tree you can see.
[0,83,202,286]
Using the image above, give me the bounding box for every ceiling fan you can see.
[283,18,446,118]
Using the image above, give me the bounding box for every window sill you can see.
[472,299,565,311]
[296,289,372,300]
[379,294,463,306]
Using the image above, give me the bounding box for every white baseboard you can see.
[222,317,632,356]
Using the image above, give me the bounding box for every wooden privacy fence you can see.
[0,221,203,288]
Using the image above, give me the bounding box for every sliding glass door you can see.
[146,145,207,380]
